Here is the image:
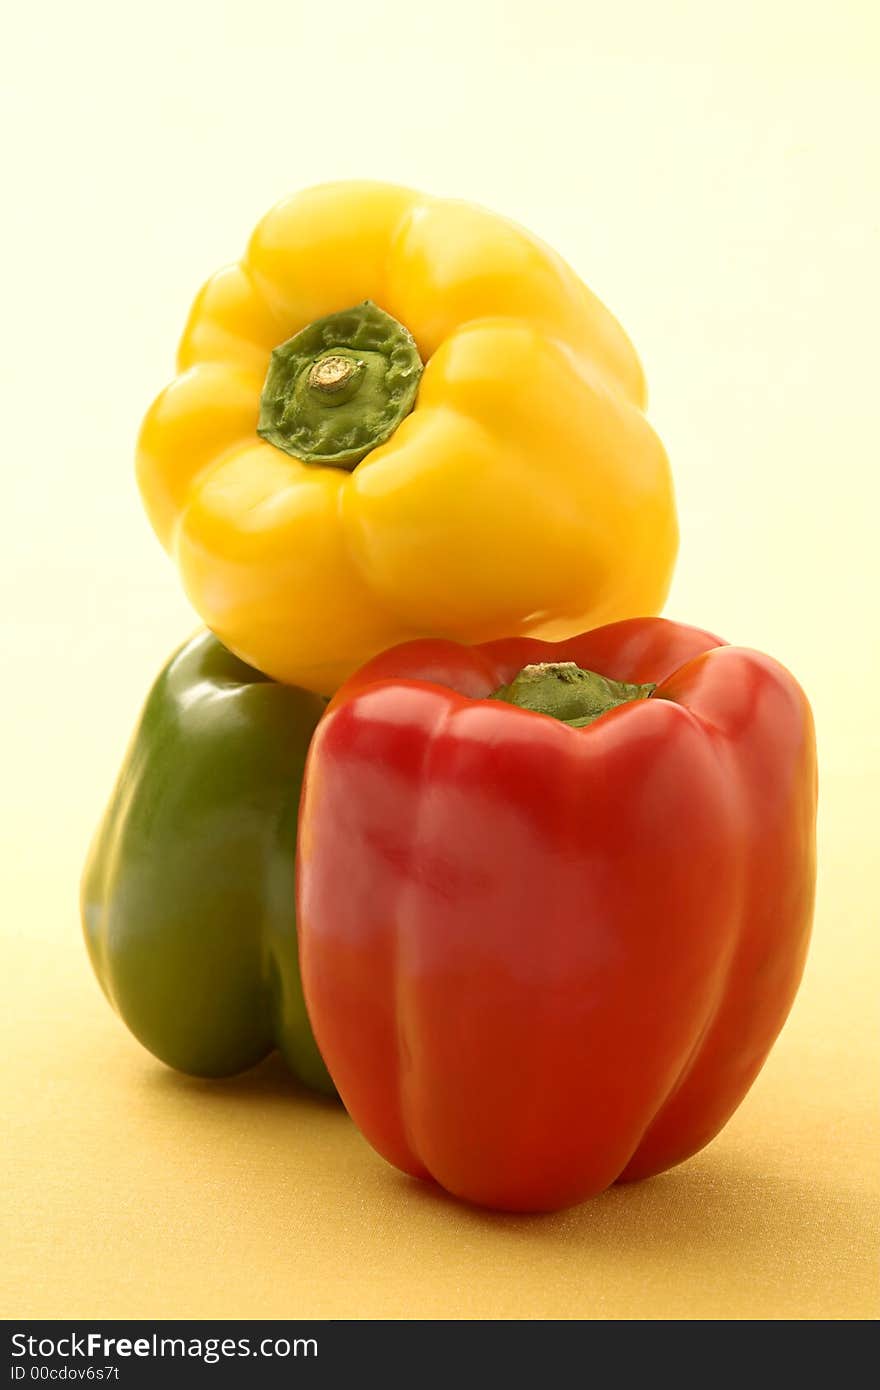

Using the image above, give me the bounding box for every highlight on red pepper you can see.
[296,617,817,1213]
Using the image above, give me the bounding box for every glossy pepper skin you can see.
[82,631,334,1094]
[137,181,677,695]
[297,618,817,1211]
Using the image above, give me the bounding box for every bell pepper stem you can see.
[489,661,656,728]
[258,300,423,470]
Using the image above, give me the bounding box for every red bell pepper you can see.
[297,618,817,1212]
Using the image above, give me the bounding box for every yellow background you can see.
[2,0,878,1321]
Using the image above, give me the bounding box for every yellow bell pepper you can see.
[137,181,677,694]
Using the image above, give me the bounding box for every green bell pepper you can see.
[81,630,334,1094]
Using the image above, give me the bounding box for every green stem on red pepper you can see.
[490,661,656,728]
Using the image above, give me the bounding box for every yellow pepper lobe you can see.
[257,300,423,470]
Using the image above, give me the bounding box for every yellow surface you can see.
[138,181,675,694]
[2,0,878,1321]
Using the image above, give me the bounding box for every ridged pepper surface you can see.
[137,182,677,694]
[297,618,817,1210]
